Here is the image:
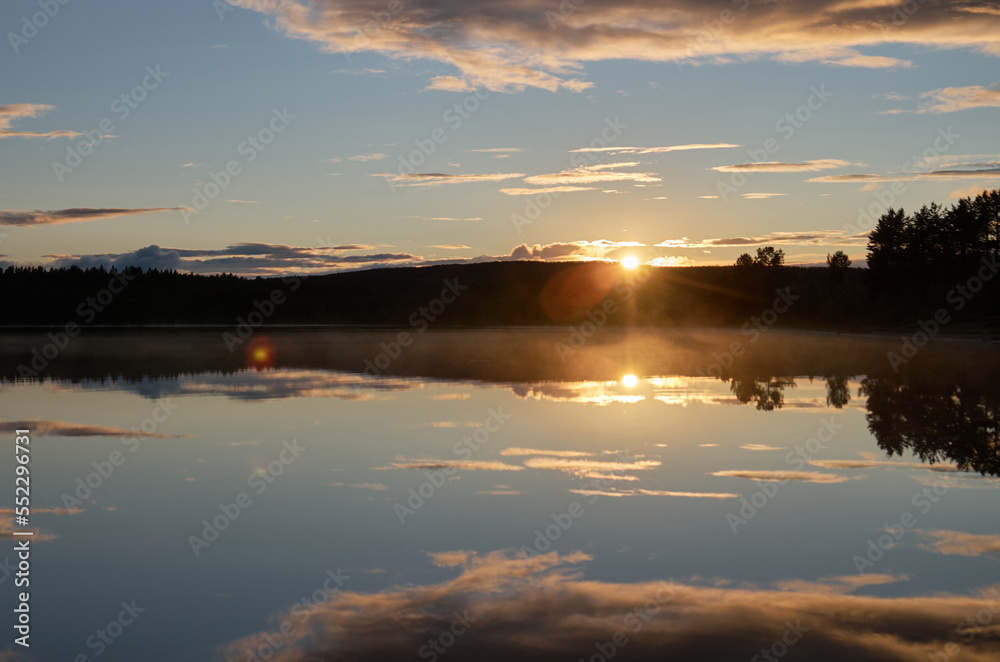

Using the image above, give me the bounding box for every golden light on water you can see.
[621,256,640,270]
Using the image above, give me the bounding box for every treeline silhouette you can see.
[1,190,998,331]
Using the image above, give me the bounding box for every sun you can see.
[621,255,640,270]
[621,374,638,388]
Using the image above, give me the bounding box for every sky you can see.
[2,0,999,276]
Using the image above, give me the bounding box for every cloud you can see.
[228,0,1000,94]
[0,103,81,139]
[428,244,470,250]
[349,482,389,491]
[467,148,523,153]
[0,505,83,543]
[39,238,659,276]
[0,419,182,439]
[219,548,1000,662]
[522,456,661,480]
[886,83,1000,113]
[500,186,596,195]
[331,67,387,75]
[571,488,740,498]
[809,168,1000,183]
[656,230,869,248]
[348,152,390,161]
[384,172,524,187]
[916,530,1000,559]
[385,459,525,472]
[422,216,484,221]
[740,444,784,451]
[807,459,959,471]
[44,242,420,275]
[710,159,853,173]
[823,53,913,68]
[740,192,789,199]
[711,470,852,484]
[500,448,593,457]
[569,144,741,154]
[950,184,993,199]
[0,207,184,227]
[522,162,660,186]
[425,75,475,91]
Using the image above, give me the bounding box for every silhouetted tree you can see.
[826,251,851,270]
[735,253,755,267]
[755,246,785,267]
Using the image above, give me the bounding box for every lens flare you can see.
[246,336,275,371]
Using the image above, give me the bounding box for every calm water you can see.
[2,329,999,661]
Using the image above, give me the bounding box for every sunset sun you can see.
[621,256,640,270]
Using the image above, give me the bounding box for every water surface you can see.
[2,329,999,661]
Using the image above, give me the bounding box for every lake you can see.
[2,328,999,661]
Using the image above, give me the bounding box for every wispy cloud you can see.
[500,186,596,195]
[883,83,1000,114]
[656,230,868,248]
[570,144,741,154]
[711,159,853,173]
[0,207,184,227]
[384,459,525,472]
[522,162,660,186]
[0,103,81,139]
[501,448,592,457]
[384,172,525,187]
[808,169,1000,183]
[348,152,390,161]
[740,193,788,200]
[0,419,183,438]
[711,470,853,484]
[916,529,1000,559]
